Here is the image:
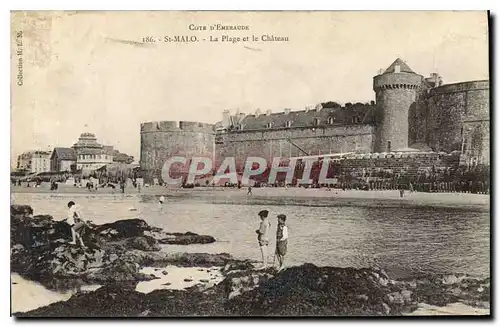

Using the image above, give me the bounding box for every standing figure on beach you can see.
[255,210,271,269]
[120,180,125,194]
[65,201,86,247]
[399,188,405,198]
[247,186,252,196]
[158,195,165,211]
[275,214,289,272]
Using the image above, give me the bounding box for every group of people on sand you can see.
[255,210,288,272]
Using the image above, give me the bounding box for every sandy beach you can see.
[11,184,490,212]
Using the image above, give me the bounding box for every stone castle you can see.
[140,58,489,182]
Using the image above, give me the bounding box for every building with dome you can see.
[72,132,114,171]
[49,132,134,173]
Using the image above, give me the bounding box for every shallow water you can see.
[11,273,101,313]
[11,192,490,280]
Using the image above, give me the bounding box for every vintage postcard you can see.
[10,11,490,317]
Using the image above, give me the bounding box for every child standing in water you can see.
[158,195,165,211]
[255,210,270,269]
[275,214,288,272]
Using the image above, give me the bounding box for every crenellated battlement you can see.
[373,73,423,92]
[141,121,214,133]
[375,84,419,90]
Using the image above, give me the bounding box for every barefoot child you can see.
[255,210,270,269]
[65,201,86,247]
[275,214,288,271]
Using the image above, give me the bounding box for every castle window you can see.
[314,118,320,125]
[395,65,400,73]
[328,117,334,125]
[286,121,292,128]
[267,122,273,128]
[387,141,392,153]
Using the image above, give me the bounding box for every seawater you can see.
[10,192,490,312]
[11,192,490,278]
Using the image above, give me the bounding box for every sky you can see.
[10,11,489,165]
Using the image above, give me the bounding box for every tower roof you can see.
[383,58,415,74]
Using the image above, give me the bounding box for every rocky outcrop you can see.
[125,251,237,267]
[10,205,216,250]
[10,205,223,291]
[15,264,490,317]
[11,205,490,317]
[144,230,216,245]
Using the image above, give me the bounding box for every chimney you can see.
[284,108,291,115]
[315,103,323,112]
[266,109,272,116]
[255,108,262,117]
[305,106,312,113]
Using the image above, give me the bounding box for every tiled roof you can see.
[383,58,415,74]
[103,146,114,155]
[236,103,376,131]
[77,148,106,155]
[52,147,76,161]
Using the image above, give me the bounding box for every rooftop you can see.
[383,58,416,75]
[228,103,376,131]
[52,147,76,161]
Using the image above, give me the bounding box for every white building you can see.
[16,151,51,173]
[72,133,114,171]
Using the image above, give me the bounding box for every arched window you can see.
[267,122,273,128]
[286,121,292,128]
[314,118,320,125]
[328,117,334,125]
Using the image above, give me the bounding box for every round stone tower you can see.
[373,58,423,153]
[140,121,215,183]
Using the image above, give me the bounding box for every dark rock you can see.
[10,205,224,290]
[125,236,161,252]
[162,271,168,276]
[222,260,255,274]
[184,278,193,282]
[162,282,171,286]
[132,251,235,268]
[200,279,209,283]
[13,264,491,317]
[95,219,151,240]
[155,232,216,245]
[225,264,404,316]
[11,205,33,221]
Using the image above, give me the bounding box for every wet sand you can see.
[11,185,489,211]
[406,303,489,316]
